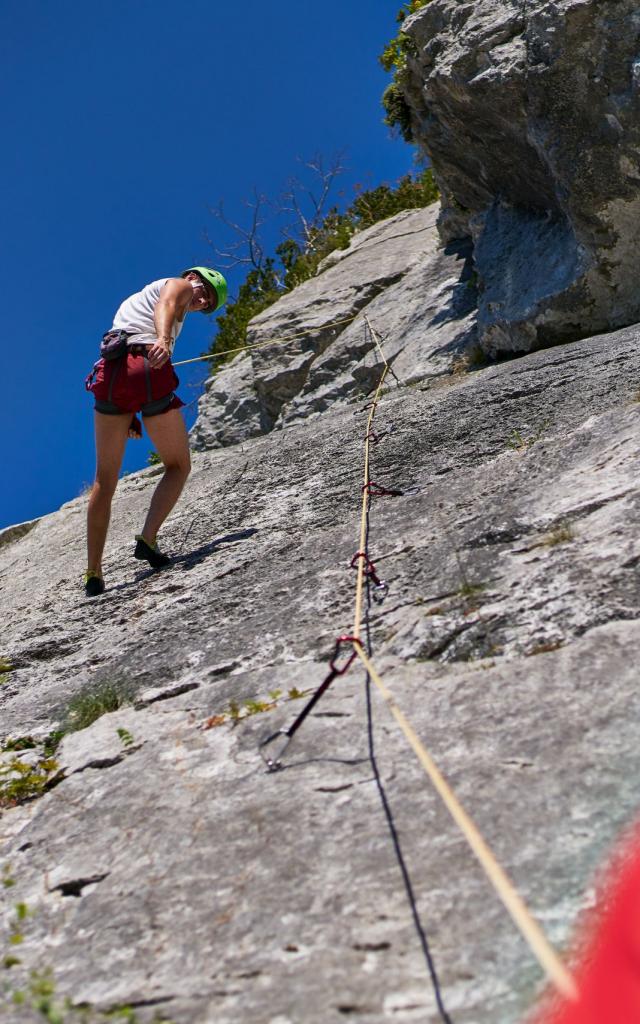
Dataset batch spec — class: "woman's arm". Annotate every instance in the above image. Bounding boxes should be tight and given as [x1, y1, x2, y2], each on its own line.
[148, 278, 193, 367]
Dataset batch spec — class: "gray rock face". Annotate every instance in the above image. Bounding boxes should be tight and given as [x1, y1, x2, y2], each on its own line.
[191, 205, 478, 448]
[189, 352, 263, 451]
[0, 517, 40, 551]
[2, 322, 640, 1023]
[402, 0, 640, 353]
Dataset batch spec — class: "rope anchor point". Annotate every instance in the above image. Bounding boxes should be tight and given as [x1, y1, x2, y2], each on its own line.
[258, 635, 363, 772]
[362, 481, 403, 498]
[350, 552, 389, 601]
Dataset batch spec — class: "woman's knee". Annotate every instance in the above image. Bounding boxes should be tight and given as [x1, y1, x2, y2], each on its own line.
[93, 471, 119, 498]
[165, 454, 191, 480]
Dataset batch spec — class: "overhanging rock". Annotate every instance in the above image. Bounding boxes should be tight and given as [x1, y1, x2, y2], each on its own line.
[402, 0, 640, 354]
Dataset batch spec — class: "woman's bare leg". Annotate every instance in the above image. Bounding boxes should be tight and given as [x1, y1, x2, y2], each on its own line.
[87, 412, 132, 575]
[140, 409, 191, 544]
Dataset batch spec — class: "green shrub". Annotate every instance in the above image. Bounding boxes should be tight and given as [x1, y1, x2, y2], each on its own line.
[351, 172, 439, 227]
[379, 0, 428, 73]
[0, 757, 60, 808]
[60, 683, 131, 735]
[382, 83, 415, 144]
[2, 736, 36, 752]
[380, 1, 432, 142]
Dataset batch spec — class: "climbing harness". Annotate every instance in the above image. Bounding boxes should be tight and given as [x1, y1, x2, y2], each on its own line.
[258, 313, 577, 1003]
[100, 328, 133, 361]
[86, 335, 182, 418]
[85, 329, 132, 390]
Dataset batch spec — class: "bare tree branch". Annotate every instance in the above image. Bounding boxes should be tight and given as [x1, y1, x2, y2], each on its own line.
[205, 189, 269, 271]
[279, 150, 348, 251]
[203, 152, 348, 277]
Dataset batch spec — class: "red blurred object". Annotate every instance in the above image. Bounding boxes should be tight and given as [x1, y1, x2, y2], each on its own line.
[531, 826, 640, 1023]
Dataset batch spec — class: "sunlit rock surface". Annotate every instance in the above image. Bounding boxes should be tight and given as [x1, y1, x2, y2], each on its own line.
[190, 204, 477, 449]
[3, 321, 640, 1022]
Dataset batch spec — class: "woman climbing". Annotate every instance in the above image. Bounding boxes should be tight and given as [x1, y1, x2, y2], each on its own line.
[84, 267, 227, 597]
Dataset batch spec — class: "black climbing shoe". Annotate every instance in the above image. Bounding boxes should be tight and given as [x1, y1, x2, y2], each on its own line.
[134, 534, 172, 569]
[84, 572, 105, 598]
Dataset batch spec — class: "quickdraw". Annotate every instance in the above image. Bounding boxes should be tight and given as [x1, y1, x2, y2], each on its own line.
[362, 481, 403, 498]
[350, 552, 389, 602]
[259, 636, 362, 771]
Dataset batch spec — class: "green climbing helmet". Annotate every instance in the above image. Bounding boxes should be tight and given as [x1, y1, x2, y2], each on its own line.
[181, 266, 228, 313]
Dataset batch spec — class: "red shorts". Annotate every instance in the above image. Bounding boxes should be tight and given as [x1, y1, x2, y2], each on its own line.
[89, 353, 185, 417]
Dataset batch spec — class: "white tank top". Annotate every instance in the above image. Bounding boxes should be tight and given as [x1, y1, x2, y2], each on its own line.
[111, 279, 188, 355]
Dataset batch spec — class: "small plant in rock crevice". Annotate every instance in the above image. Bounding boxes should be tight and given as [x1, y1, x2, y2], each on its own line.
[0, 756, 61, 809]
[525, 640, 564, 656]
[116, 728, 134, 749]
[13, 681, 137, 762]
[542, 522, 576, 547]
[61, 683, 131, 734]
[201, 688, 308, 731]
[1, 682, 135, 802]
[227, 697, 277, 724]
[3, 966, 172, 1023]
[457, 580, 487, 600]
[506, 420, 550, 452]
[450, 345, 486, 376]
[2, 736, 37, 752]
[412, 508, 507, 665]
[43, 731, 66, 758]
[0, 659, 12, 686]
[1, 894, 174, 1022]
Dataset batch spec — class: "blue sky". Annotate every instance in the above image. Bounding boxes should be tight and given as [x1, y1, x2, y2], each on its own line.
[0, 1, 416, 530]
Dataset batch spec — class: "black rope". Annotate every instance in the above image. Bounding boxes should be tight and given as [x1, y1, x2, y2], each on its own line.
[363, 490, 453, 1024]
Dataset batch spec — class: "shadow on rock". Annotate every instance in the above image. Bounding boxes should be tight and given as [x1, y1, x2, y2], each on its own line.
[173, 527, 258, 571]
[262, 755, 369, 774]
[428, 239, 476, 332]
